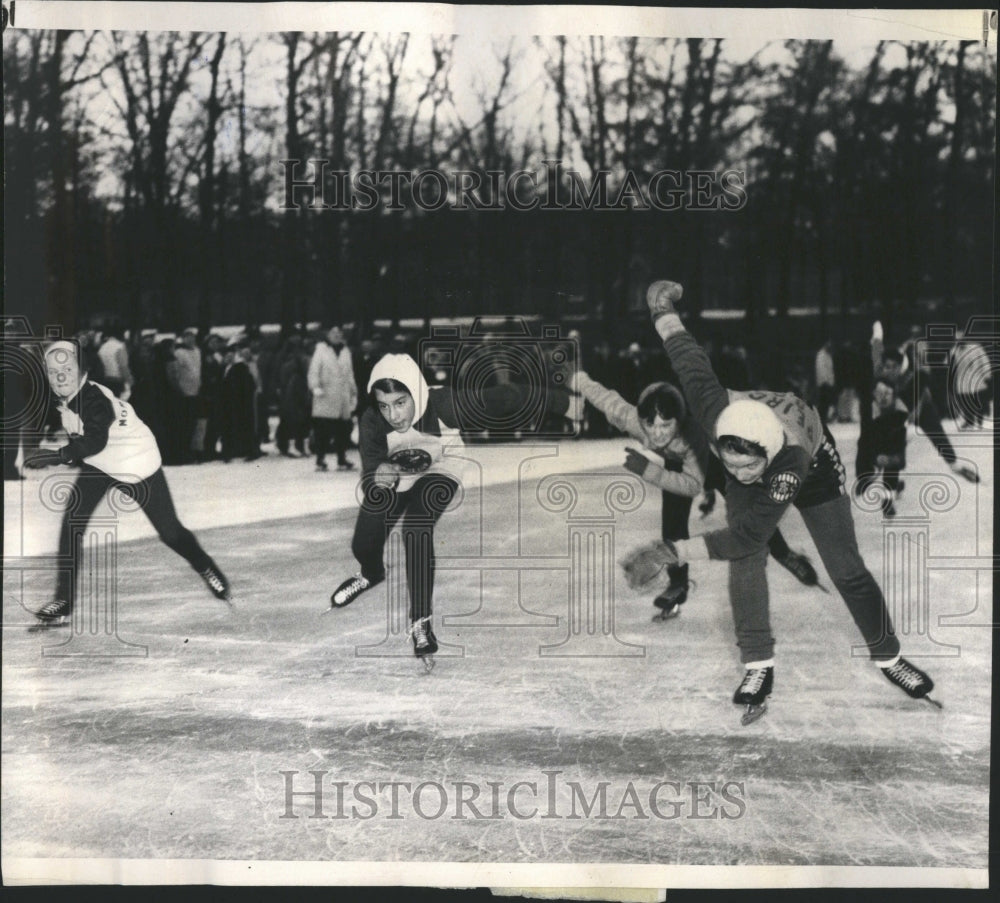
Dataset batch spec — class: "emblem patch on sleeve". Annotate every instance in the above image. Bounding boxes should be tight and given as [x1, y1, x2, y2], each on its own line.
[768, 471, 801, 503]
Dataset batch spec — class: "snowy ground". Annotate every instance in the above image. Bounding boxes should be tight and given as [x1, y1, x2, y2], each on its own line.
[1, 421, 992, 887]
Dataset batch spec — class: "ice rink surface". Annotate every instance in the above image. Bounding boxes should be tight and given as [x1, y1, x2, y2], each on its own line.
[1, 421, 993, 880]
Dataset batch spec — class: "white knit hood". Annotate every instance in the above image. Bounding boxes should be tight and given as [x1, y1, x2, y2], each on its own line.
[715, 399, 785, 464]
[368, 353, 430, 421]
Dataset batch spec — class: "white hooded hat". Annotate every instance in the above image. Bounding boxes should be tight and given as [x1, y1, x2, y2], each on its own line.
[367, 353, 430, 421]
[715, 399, 785, 464]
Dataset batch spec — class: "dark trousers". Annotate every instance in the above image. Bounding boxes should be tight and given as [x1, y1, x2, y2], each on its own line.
[276, 417, 307, 455]
[661, 490, 693, 589]
[351, 474, 459, 621]
[958, 387, 991, 427]
[816, 384, 837, 424]
[56, 466, 213, 605]
[725, 427, 900, 664]
[313, 417, 351, 465]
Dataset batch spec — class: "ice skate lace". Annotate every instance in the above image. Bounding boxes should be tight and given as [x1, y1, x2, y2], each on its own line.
[202, 569, 226, 594]
[335, 575, 369, 603]
[409, 616, 431, 647]
[884, 660, 922, 691]
[37, 600, 69, 618]
[741, 668, 769, 695]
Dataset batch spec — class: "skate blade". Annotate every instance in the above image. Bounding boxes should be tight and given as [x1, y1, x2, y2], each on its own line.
[923, 694, 944, 710]
[27, 619, 70, 633]
[740, 702, 768, 725]
[815, 582, 831, 595]
[418, 655, 436, 674]
[652, 608, 680, 622]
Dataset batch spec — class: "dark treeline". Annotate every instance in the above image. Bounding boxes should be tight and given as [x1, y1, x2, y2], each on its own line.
[4, 32, 995, 346]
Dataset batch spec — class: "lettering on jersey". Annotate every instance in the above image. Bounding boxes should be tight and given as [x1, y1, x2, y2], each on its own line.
[768, 471, 801, 503]
[117, 401, 129, 427]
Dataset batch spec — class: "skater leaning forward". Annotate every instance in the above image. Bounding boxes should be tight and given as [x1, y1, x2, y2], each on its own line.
[627, 281, 940, 721]
[569, 370, 823, 620]
[329, 352, 581, 667]
[25, 340, 231, 630]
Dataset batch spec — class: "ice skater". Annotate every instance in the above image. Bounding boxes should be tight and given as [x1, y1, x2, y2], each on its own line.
[24, 340, 231, 630]
[857, 371, 978, 517]
[857, 322, 978, 505]
[621, 281, 940, 723]
[569, 369, 822, 620]
[328, 352, 580, 670]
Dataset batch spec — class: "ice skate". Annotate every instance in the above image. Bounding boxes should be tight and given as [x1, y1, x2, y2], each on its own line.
[734, 666, 773, 725]
[652, 564, 690, 621]
[410, 616, 438, 673]
[328, 573, 380, 609]
[315, 461, 329, 472]
[772, 548, 829, 593]
[200, 564, 233, 607]
[336, 460, 356, 471]
[879, 656, 942, 709]
[28, 599, 71, 632]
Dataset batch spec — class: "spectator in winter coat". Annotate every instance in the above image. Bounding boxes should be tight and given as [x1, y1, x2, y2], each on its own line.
[814, 341, 837, 424]
[308, 326, 358, 471]
[167, 328, 203, 464]
[276, 334, 311, 457]
[220, 339, 260, 462]
[97, 323, 133, 399]
[201, 334, 226, 461]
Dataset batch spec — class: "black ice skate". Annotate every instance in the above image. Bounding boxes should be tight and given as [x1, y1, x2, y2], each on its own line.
[773, 548, 829, 593]
[200, 564, 233, 606]
[28, 599, 71, 632]
[880, 657, 942, 709]
[410, 616, 438, 673]
[328, 573, 381, 609]
[337, 460, 356, 471]
[652, 564, 690, 621]
[734, 666, 773, 725]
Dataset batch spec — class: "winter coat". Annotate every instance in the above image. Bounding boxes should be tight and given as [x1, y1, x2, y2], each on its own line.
[308, 341, 357, 420]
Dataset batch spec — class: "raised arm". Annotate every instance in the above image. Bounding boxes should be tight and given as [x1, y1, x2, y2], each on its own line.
[645, 281, 729, 437]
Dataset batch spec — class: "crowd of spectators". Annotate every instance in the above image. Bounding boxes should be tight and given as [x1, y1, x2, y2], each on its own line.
[4, 316, 991, 481]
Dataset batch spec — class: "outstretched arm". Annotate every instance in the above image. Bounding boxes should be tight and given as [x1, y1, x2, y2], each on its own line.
[433, 383, 580, 432]
[570, 370, 643, 436]
[645, 282, 729, 438]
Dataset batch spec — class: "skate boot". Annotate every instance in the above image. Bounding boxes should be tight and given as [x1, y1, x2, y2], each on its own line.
[881, 496, 897, 518]
[200, 564, 233, 606]
[410, 616, 438, 673]
[652, 564, 690, 621]
[316, 461, 329, 472]
[329, 573, 381, 609]
[772, 548, 829, 593]
[879, 656, 942, 709]
[734, 665, 773, 725]
[28, 599, 71, 632]
[337, 459, 356, 471]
